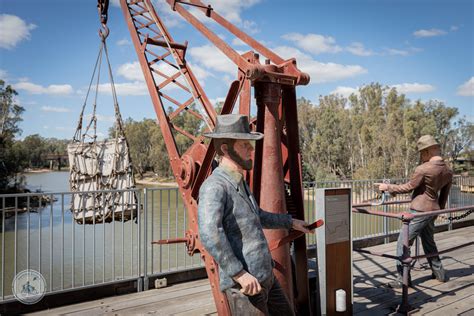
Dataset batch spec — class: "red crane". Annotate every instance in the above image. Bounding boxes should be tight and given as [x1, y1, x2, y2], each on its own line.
[99, 0, 316, 314]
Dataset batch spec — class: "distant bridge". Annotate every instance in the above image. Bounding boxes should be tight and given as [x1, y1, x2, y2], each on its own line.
[42, 153, 69, 170]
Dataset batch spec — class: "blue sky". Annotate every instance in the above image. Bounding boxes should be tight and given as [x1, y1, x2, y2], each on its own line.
[0, 0, 473, 140]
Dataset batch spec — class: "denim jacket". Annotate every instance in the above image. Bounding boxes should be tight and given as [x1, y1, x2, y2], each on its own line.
[198, 166, 293, 291]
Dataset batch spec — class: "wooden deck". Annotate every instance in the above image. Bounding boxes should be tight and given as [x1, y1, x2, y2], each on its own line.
[29, 225, 474, 315]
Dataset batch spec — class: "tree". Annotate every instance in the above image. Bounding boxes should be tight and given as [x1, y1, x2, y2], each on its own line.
[296, 83, 464, 181]
[0, 81, 26, 190]
[22, 134, 46, 168]
[445, 119, 473, 170]
[0, 80, 24, 139]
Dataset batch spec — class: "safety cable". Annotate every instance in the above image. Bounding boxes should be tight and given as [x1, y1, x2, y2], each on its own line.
[74, 42, 104, 142]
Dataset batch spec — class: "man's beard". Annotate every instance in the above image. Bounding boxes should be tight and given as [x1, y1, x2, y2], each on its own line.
[227, 146, 253, 170]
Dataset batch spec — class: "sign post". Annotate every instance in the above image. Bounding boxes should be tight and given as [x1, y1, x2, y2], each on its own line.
[316, 188, 352, 315]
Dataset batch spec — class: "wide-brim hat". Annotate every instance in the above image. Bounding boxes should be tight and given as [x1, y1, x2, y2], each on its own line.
[417, 135, 440, 152]
[203, 114, 263, 140]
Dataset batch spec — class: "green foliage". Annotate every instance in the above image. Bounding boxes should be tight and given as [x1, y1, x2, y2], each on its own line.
[298, 83, 469, 181]
[113, 106, 202, 178]
[0, 80, 25, 189]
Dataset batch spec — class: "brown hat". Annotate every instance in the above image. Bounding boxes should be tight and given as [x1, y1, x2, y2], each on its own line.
[203, 114, 263, 140]
[417, 135, 440, 152]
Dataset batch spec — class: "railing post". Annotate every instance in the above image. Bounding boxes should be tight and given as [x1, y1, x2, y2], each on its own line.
[447, 193, 452, 231]
[143, 188, 149, 291]
[383, 202, 389, 244]
[397, 217, 413, 314]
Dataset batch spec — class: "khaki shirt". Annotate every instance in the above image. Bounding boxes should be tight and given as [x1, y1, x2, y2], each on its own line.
[387, 160, 453, 212]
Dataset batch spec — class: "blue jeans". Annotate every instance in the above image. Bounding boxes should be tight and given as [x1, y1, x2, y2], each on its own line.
[396, 211, 444, 278]
[225, 274, 295, 316]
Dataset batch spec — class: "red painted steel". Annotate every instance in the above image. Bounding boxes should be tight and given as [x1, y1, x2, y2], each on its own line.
[116, 0, 313, 314]
[255, 81, 294, 304]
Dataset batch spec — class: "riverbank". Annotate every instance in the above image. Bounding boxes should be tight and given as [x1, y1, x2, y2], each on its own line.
[22, 169, 178, 187]
[24, 168, 58, 173]
[135, 176, 178, 187]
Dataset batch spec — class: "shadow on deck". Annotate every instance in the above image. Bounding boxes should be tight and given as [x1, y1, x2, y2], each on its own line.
[29, 226, 474, 316]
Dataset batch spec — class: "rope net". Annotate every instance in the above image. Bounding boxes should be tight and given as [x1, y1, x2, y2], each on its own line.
[68, 31, 137, 224]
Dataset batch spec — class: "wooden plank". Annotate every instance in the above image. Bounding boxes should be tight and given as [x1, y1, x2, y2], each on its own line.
[415, 287, 474, 315]
[29, 280, 211, 315]
[27, 226, 473, 316]
[111, 290, 214, 315]
[172, 303, 217, 316]
[352, 231, 468, 274]
[353, 250, 474, 297]
[353, 249, 474, 308]
[352, 237, 474, 297]
[355, 256, 474, 315]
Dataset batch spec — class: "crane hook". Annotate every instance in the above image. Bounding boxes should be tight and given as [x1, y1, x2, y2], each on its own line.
[97, 0, 110, 41]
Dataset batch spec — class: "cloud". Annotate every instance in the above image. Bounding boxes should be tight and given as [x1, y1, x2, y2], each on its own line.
[189, 44, 366, 85]
[346, 42, 374, 56]
[116, 59, 209, 91]
[41, 106, 71, 113]
[209, 97, 226, 107]
[384, 48, 410, 56]
[456, 77, 474, 96]
[330, 86, 360, 98]
[54, 126, 75, 131]
[0, 14, 37, 49]
[187, 62, 212, 83]
[151, 0, 184, 28]
[206, 0, 262, 24]
[273, 46, 367, 83]
[116, 38, 131, 46]
[281, 33, 342, 54]
[110, 0, 120, 7]
[232, 38, 246, 46]
[98, 82, 148, 96]
[391, 83, 435, 94]
[117, 62, 145, 81]
[450, 25, 459, 31]
[0, 69, 7, 80]
[13, 81, 74, 95]
[85, 114, 116, 124]
[96, 114, 116, 123]
[189, 45, 235, 75]
[242, 20, 259, 34]
[413, 28, 447, 38]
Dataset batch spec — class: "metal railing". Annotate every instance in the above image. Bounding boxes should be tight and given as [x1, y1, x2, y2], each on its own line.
[0, 189, 142, 302]
[303, 175, 474, 246]
[1, 176, 473, 304]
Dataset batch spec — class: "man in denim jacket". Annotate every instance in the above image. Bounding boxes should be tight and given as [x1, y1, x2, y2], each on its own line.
[198, 114, 312, 315]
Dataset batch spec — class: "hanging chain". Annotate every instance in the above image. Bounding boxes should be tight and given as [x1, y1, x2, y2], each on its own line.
[444, 209, 474, 222]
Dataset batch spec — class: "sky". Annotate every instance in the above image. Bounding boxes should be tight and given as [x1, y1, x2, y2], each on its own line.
[0, 0, 473, 140]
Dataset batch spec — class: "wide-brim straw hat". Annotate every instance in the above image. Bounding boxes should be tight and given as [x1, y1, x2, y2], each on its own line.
[417, 135, 440, 152]
[204, 114, 263, 140]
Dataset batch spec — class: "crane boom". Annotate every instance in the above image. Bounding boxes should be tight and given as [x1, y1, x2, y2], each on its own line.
[111, 0, 314, 314]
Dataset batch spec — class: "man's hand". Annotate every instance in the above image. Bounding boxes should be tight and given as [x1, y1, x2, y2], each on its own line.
[374, 183, 389, 192]
[292, 219, 315, 234]
[233, 270, 262, 296]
